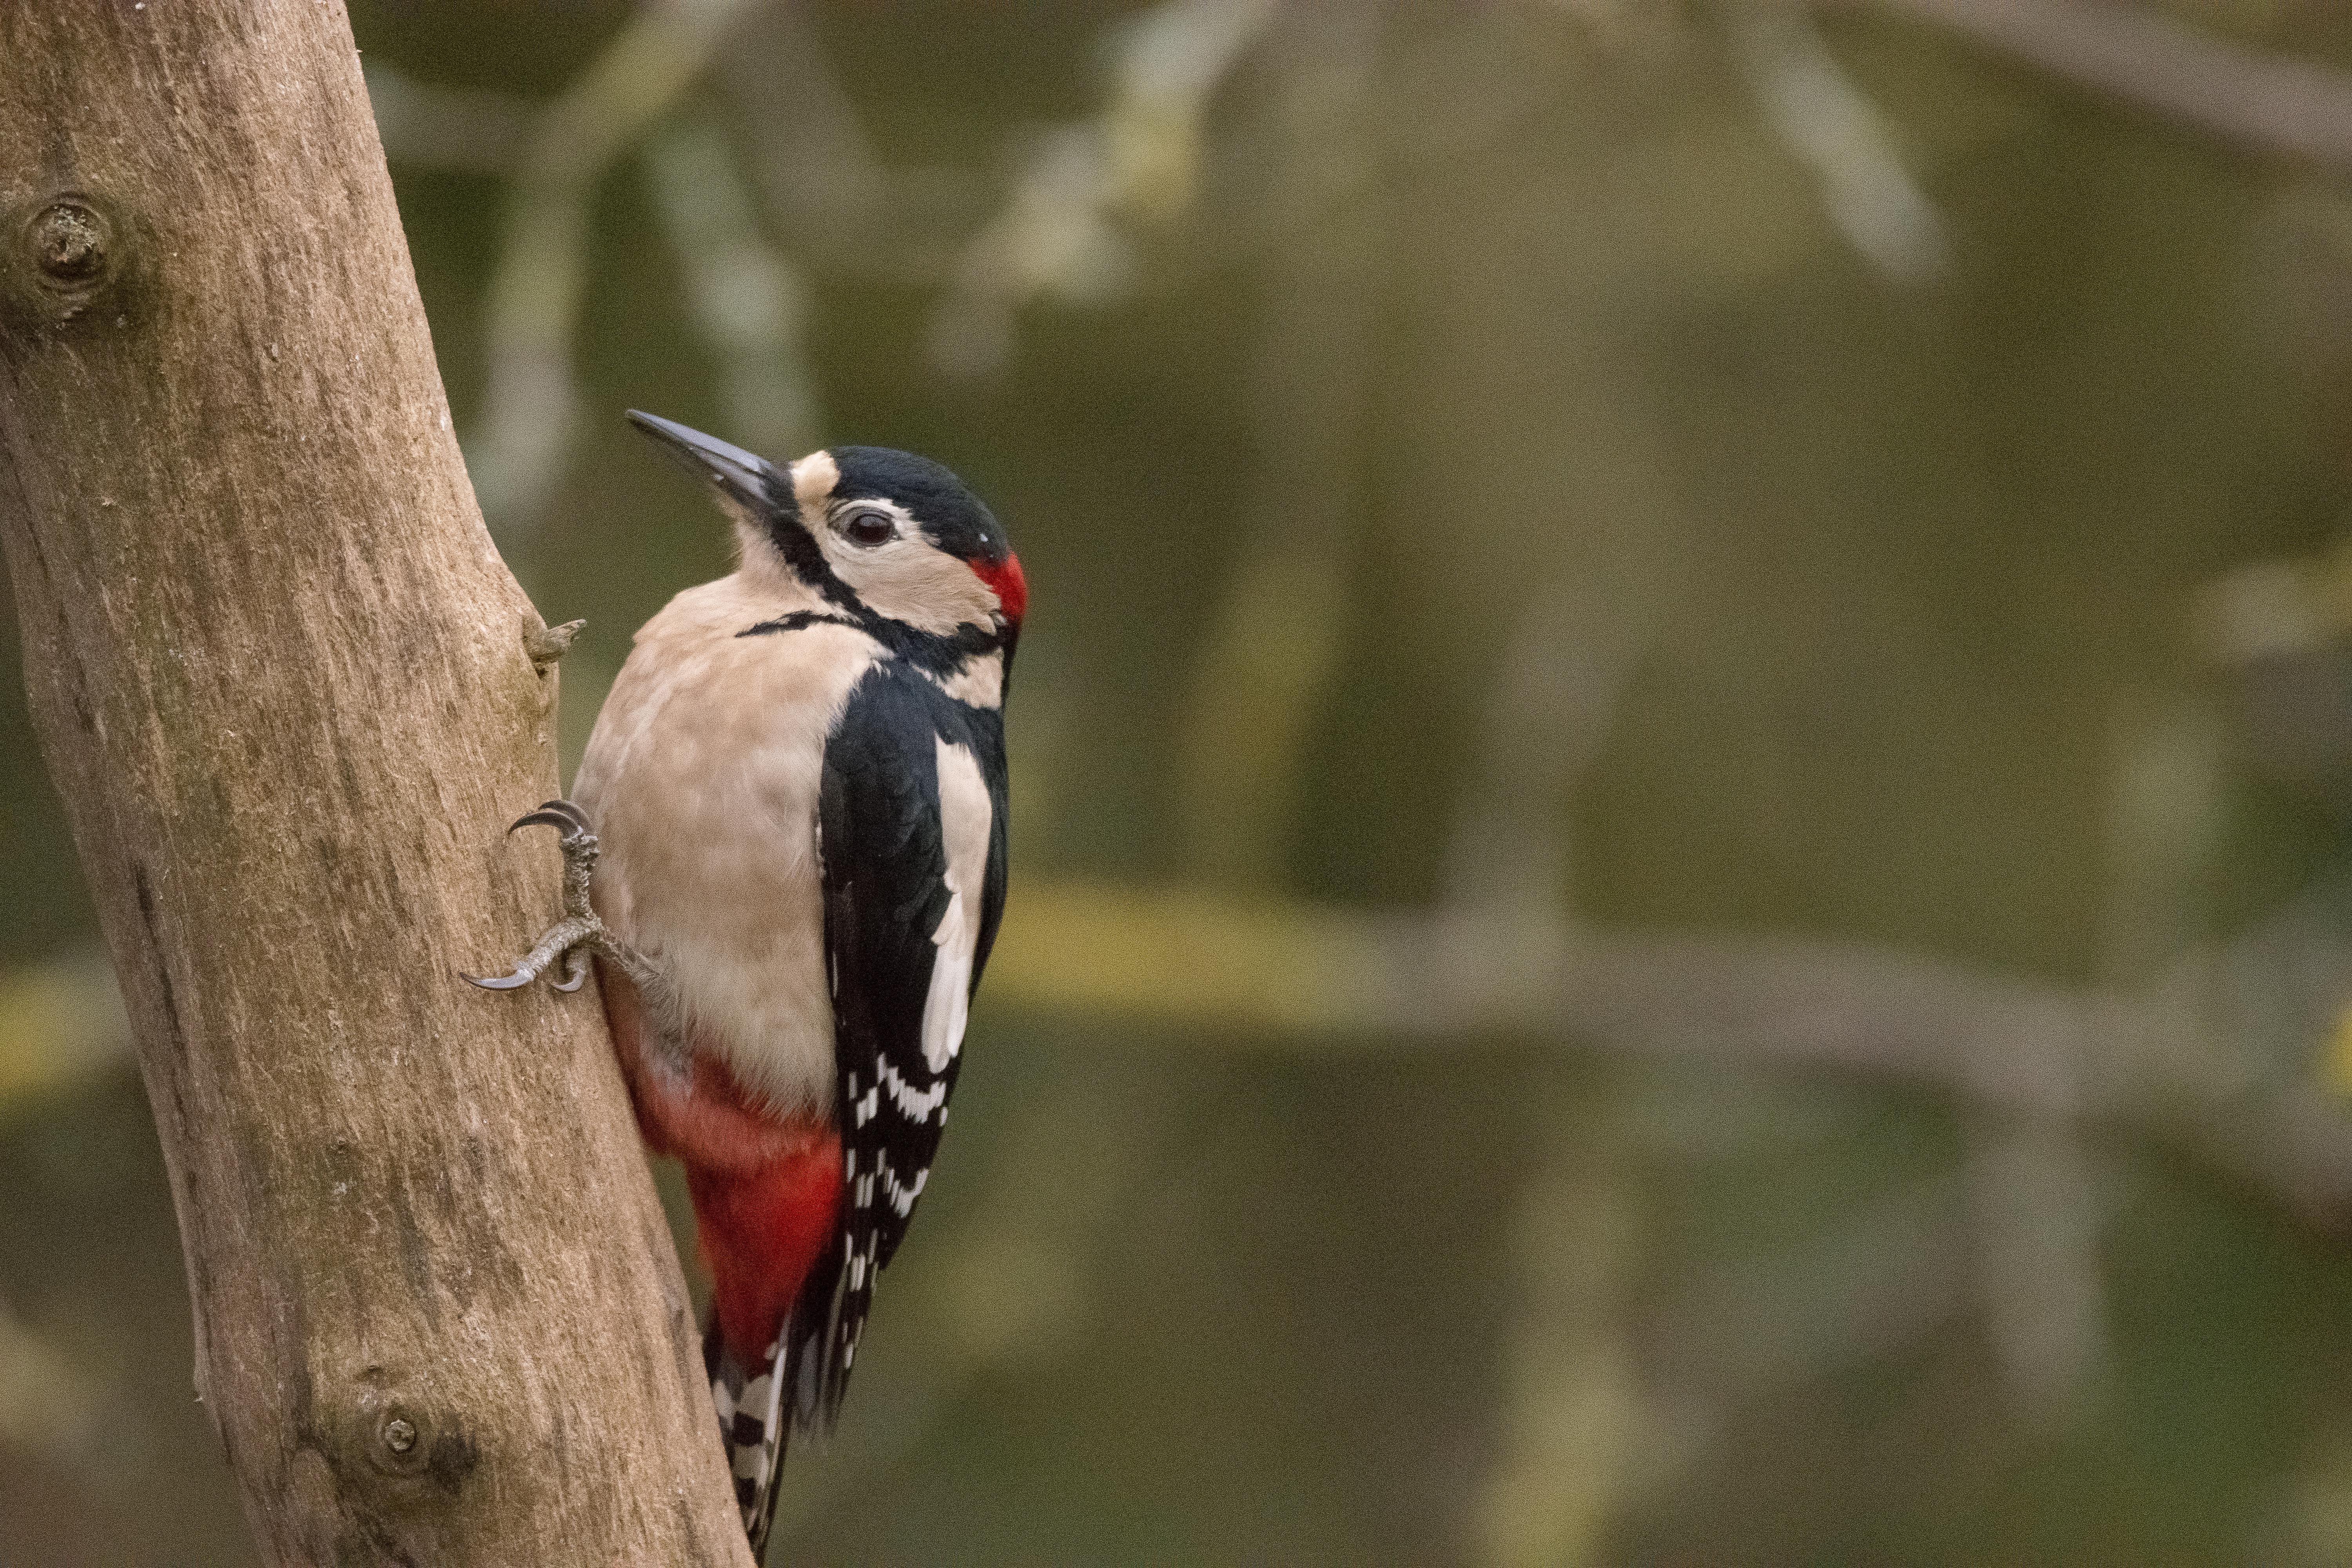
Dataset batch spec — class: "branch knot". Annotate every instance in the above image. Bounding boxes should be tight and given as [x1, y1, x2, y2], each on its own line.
[30, 201, 107, 285]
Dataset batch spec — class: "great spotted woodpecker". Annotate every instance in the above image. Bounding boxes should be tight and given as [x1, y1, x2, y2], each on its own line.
[468, 412, 1022, 1556]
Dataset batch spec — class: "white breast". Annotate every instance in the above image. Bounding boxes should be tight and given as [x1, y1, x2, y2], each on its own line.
[573, 571, 881, 1116]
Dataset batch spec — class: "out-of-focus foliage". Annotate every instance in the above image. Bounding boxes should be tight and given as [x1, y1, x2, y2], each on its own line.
[13, 0, 2352, 1562]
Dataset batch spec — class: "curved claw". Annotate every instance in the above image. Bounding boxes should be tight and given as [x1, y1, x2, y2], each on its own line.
[462, 966, 543, 991]
[476, 805, 602, 995]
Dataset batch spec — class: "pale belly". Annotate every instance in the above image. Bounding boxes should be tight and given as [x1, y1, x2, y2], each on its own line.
[572, 577, 881, 1117]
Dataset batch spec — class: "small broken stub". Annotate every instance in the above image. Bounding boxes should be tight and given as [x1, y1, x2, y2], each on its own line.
[525, 617, 585, 674]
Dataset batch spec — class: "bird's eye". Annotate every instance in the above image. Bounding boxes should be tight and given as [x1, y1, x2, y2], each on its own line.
[843, 509, 895, 547]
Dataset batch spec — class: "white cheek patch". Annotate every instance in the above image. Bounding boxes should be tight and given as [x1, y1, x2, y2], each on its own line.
[832, 533, 999, 636]
[921, 736, 994, 1073]
[802, 492, 998, 636]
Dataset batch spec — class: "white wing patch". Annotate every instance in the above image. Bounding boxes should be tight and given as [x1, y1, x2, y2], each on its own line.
[922, 735, 994, 1074]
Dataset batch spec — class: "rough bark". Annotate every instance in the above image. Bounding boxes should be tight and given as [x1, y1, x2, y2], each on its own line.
[0, 6, 752, 1564]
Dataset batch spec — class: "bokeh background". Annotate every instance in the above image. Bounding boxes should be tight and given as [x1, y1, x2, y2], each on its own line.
[13, 0, 2352, 1561]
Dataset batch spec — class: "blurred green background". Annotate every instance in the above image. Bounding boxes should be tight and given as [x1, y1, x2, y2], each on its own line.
[15, 0, 2352, 1561]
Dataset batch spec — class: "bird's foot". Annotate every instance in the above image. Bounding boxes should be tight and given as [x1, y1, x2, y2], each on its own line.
[464, 800, 652, 994]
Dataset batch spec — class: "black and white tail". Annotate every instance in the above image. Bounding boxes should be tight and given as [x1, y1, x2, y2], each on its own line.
[707, 1324, 792, 1559]
[705, 1216, 873, 1559]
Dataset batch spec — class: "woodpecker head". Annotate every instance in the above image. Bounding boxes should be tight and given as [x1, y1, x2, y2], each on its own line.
[626, 410, 1026, 642]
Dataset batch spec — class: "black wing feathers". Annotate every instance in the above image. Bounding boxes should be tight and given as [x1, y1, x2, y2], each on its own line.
[797, 662, 1007, 1427]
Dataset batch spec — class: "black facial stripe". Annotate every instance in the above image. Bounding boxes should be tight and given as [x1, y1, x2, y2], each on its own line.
[755, 471, 864, 612]
[765, 522, 862, 610]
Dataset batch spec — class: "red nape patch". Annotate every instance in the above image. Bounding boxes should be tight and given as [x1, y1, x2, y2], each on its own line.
[973, 552, 1027, 625]
[689, 1131, 845, 1361]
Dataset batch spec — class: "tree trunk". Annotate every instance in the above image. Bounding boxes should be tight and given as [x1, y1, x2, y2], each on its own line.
[0, 6, 752, 1563]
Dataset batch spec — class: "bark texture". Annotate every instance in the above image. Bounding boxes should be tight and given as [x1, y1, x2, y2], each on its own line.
[0, 6, 752, 1564]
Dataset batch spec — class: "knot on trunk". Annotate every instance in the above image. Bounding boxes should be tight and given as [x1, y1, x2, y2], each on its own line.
[348, 1381, 481, 1497]
[31, 200, 107, 283]
[3, 191, 134, 333]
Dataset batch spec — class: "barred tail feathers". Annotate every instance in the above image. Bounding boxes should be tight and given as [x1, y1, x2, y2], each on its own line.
[706, 1324, 789, 1557]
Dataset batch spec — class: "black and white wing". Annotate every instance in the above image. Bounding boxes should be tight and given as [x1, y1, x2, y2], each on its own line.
[799, 664, 1007, 1425]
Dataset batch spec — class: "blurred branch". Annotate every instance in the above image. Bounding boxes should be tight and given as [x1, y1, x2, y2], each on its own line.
[467, 0, 759, 537]
[1475, 1098, 1664, 1568]
[1722, 0, 1951, 283]
[1951, 699, 2229, 1412]
[24, 873, 2350, 1240]
[990, 880, 2352, 1230]
[367, 0, 985, 532]
[926, 0, 1274, 377]
[1443, 583, 1646, 913]
[1448, 584, 1658, 1566]
[2201, 542, 2352, 787]
[1964, 1119, 2110, 1408]
[717, 0, 988, 281]
[715, 0, 891, 240]
[1853, 0, 2352, 171]
[1173, 0, 1379, 889]
[640, 113, 822, 457]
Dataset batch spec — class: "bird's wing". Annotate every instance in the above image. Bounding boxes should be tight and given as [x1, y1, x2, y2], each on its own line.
[795, 663, 1004, 1426]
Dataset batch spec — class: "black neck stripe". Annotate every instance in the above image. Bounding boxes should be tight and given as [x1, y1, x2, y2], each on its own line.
[737, 605, 1007, 674]
[737, 610, 862, 639]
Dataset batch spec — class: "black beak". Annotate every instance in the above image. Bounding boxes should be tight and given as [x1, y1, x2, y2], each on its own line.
[626, 410, 779, 511]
